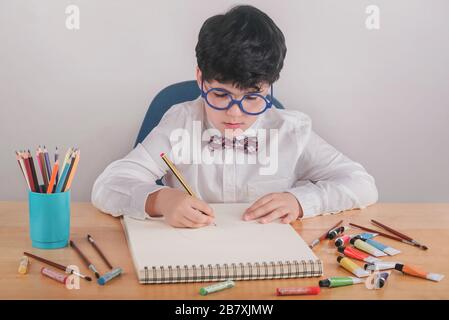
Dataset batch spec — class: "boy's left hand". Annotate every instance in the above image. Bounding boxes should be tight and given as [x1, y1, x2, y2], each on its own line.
[243, 192, 303, 224]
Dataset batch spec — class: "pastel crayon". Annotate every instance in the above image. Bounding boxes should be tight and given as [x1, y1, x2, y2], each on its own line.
[276, 286, 320, 296]
[200, 280, 235, 295]
[41, 267, 68, 284]
[18, 256, 29, 274]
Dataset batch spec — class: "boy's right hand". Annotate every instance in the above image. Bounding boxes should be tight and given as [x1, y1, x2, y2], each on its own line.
[146, 188, 215, 228]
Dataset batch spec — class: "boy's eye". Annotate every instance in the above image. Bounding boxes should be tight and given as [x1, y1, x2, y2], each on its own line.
[245, 96, 258, 100]
[213, 92, 228, 98]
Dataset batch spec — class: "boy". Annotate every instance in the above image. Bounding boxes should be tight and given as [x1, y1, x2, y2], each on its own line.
[92, 5, 378, 228]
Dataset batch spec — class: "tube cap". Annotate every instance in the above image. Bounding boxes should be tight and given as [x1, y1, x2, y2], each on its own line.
[319, 279, 330, 287]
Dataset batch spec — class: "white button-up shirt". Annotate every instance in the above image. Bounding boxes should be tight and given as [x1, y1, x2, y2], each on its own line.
[91, 96, 378, 220]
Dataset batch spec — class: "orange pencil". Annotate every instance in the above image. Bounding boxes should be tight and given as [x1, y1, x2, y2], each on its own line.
[64, 150, 80, 191]
[46, 161, 59, 194]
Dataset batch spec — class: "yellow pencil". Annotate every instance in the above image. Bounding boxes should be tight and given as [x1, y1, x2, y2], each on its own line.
[160, 153, 215, 225]
[160, 153, 197, 197]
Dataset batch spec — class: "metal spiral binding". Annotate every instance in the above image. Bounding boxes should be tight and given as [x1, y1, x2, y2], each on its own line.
[142, 260, 323, 284]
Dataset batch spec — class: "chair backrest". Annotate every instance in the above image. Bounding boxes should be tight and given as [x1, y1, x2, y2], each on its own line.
[134, 80, 284, 147]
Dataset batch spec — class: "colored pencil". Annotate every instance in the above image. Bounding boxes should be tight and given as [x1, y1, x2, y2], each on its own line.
[55, 157, 71, 193]
[55, 147, 59, 186]
[35, 147, 43, 185]
[21, 152, 35, 192]
[64, 149, 80, 191]
[44, 146, 52, 182]
[38, 147, 49, 188]
[160, 152, 216, 225]
[160, 153, 196, 197]
[28, 150, 41, 192]
[15, 151, 31, 190]
[46, 161, 59, 194]
[61, 151, 76, 192]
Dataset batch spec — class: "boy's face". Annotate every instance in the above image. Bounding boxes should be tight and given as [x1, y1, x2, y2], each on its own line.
[196, 68, 270, 136]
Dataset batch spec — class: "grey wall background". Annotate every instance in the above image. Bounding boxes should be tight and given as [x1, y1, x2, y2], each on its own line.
[1, 0, 448, 202]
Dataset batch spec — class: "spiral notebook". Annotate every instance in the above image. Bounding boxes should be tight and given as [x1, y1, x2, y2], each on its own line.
[122, 203, 323, 284]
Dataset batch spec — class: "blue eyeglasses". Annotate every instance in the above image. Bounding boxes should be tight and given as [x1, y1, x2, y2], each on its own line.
[200, 80, 274, 116]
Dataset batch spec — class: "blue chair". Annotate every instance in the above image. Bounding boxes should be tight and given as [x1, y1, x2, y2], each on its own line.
[134, 80, 284, 147]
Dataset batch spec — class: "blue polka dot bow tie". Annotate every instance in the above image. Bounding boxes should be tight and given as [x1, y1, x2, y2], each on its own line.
[208, 135, 258, 154]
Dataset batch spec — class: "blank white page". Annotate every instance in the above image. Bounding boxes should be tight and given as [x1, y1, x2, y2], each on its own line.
[122, 203, 320, 270]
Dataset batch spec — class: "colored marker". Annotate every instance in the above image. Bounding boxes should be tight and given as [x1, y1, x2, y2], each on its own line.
[327, 226, 350, 240]
[276, 286, 320, 296]
[337, 246, 380, 264]
[97, 267, 123, 285]
[200, 280, 235, 296]
[319, 277, 363, 288]
[18, 256, 29, 274]
[41, 267, 69, 285]
[337, 256, 370, 278]
[364, 261, 401, 271]
[361, 238, 401, 256]
[350, 237, 387, 257]
[395, 263, 445, 282]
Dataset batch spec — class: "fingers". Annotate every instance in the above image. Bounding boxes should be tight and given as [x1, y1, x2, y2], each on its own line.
[245, 194, 275, 215]
[259, 207, 289, 224]
[176, 215, 210, 229]
[184, 206, 214, 225]
[190, 197, 215, 218]
[244, 199, 280, 221]
[281, 211, 298, 224]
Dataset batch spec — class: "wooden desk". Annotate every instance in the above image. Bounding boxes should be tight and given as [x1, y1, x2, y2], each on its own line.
[0, 202, 448, 299]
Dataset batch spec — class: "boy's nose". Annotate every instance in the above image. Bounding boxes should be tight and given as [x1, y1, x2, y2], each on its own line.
[226, 101, 243, 117]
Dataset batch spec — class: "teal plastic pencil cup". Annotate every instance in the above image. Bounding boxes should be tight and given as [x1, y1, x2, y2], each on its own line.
[28, 188, 70, 249]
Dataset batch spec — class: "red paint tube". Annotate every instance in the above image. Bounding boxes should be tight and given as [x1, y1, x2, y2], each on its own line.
[337, 246, 380, 264]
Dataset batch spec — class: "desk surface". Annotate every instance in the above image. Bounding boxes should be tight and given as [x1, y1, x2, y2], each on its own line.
[0, 202, 448, 300]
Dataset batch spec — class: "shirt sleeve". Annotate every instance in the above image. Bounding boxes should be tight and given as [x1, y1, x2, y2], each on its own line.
[91, 105, 188, 220]
[286, 130, 379, 219]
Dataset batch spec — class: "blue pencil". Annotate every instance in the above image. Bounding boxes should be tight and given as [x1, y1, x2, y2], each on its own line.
[55, 159, 71, 193]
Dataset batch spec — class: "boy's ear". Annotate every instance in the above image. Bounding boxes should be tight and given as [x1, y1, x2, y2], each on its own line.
[195, 66, 202, 89]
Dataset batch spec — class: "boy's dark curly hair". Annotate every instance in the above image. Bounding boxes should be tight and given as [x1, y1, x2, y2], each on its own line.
[195, 5, 287, 91]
